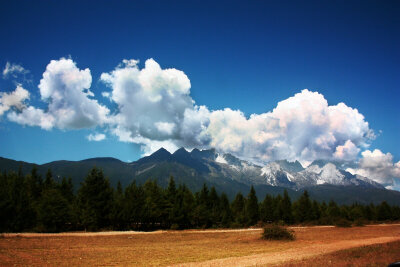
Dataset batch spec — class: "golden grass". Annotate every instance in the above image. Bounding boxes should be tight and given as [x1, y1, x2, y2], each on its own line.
[277, 240, 400, 267]
[0, 224, 399, 266]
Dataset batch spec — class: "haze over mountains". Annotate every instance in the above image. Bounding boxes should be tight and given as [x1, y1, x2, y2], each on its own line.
[1, 147, 400, 205]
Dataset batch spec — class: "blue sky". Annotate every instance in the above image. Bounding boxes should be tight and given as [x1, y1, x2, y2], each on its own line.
[0, 0, 399, 189]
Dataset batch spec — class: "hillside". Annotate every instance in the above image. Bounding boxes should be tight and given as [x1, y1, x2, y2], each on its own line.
[1, 148, 400, 205]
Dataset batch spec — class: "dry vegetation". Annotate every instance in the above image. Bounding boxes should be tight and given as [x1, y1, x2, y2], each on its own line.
[277, 240, 400, 267]
[0, 224, 399, 266]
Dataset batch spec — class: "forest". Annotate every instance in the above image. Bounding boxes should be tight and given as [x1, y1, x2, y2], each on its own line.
[0, 167, 399, 233]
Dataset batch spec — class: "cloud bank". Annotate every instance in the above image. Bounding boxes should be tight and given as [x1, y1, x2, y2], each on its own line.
[347, 149, 400, 188]
[0, 85, 30, 116]
[7, 58, 109, 130]
[2, 56, 397, 186]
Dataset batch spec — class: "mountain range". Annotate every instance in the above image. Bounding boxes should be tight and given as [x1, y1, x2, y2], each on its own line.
[1, 147, 400, 205]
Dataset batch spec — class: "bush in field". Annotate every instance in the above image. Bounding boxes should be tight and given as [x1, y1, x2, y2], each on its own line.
[170, 223, 180, 230]
[262, 224, 295, 241]
[334, 218, 352, 228]
[353, 219, 367, 227]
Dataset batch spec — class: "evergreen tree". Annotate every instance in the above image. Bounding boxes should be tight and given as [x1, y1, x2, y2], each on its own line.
[124, 181, 145, 229]
[377, 201, 391, 221]
[245, 186, 259, 226]
[27, 167, 43, 201]
[326, 200, 341, 220]
[281, 190, 293, 224]
[273, 195, 283, 221]
[38, 188, 72, 232]
[59, 177, 74, 202]
[11, 171, 36, 231]
[180, 185, 195, 228]
[77, 168, 113, 231]
[143, 180, 168, 229]
[260, 194, 274, 223]
[209, 187, 221, 227]
[44, 169, 55, 190]
[294, 190, 312, 223]
[193, 184, 211, 228]
[111, 181, 125, 229]
[166, 176, 177, 227]
[231, 192, 246, 226]
[311, 200, 321, 221]
[219, 193, 232, 227]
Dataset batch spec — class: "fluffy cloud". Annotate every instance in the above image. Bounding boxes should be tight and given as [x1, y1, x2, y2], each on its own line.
[2, 57, 377, 165]
[8, 58, 109, 130]
[87, 133, 106, 141]
[0, 85, 30, 116]
[99, 63, 372, 162]
[100, 58, 210, 153]
[2, 62, 29, 79]
[207, 90, 372, 163]
[347, 149, 400, 187]
[333, 140, 360, 161]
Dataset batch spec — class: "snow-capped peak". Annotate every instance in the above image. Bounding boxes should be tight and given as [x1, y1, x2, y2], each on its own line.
[261, 162, 282, 176]
[215, 154, 227, 164]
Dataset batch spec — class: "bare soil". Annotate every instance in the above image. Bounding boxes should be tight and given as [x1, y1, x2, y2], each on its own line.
[1, 224, 399, 266]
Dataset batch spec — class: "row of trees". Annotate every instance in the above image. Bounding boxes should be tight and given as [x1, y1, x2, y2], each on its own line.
[1, 167, 399, 232]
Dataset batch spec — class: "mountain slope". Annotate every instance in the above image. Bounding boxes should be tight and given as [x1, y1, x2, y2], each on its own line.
[0, 148, 398, 204]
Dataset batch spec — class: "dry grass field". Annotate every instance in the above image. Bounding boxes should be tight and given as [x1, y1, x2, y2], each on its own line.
[277, 240, 400, 267]
[1, 224, 400, 266]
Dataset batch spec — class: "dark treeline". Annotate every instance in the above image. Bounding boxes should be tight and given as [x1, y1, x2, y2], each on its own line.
[1, 167, 399, 233]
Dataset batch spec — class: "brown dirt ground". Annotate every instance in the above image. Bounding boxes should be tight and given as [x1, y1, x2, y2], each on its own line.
[1, 224, 399, 266]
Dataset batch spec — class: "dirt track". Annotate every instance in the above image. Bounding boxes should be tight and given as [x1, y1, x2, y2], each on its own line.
[1, 224, 400, 266]
[173, 235, 400, 266]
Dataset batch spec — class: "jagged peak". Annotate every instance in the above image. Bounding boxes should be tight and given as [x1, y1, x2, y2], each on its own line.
[173, 147, 190, 156]
[274, 159, 304, 172]
[153, 147, 171, 155]
[190, 148, 217, 160]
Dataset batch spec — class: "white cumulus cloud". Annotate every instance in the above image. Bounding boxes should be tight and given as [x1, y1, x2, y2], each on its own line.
[8, 58, 110, 130]
[0, 85, 30, 116]
[87, 133, 106, 141]
[100, 58, 210, 154]
[2, 57, 380, 166]
[207, 90, 372, 163]
[347, 149, 400, 187]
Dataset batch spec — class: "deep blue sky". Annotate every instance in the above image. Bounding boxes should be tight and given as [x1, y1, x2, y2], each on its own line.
[0, 0, 399, 164]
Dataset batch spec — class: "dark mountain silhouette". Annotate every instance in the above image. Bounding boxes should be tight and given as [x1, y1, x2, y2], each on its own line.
[1, 148, 400, 205]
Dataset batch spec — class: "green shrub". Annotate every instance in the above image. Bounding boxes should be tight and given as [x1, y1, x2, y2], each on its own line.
[261, 224, 295, 241]
[353, 219, 367, 227]
[334, 218, 352, 228]
[170, 223, 180, 230]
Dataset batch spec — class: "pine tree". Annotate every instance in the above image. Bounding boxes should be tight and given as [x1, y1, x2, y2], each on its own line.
[219, 193, 232, 227]
[193, 183, 211, 228]
[143, 180, 168, 229]
[377, 201, 391, 221]
[59, 177, 74, 202]
[44, 169, 55, 190]
[294, 190, 312, 223]
[209, 187, 221, 226]
[281, 190, 293, 224]
[124, 181, 145, 230]
[166, 176, 177, 227]
[245, 186, 259, 226]
[38, 188, 71, 232]
[311, 200, 321, 221]
[260, 194, 274, 223]
[231, 192, 246, 226]
[77, 168, 113, 231]
[327, 200, 341, 220]
[111, 181, 125, 229]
